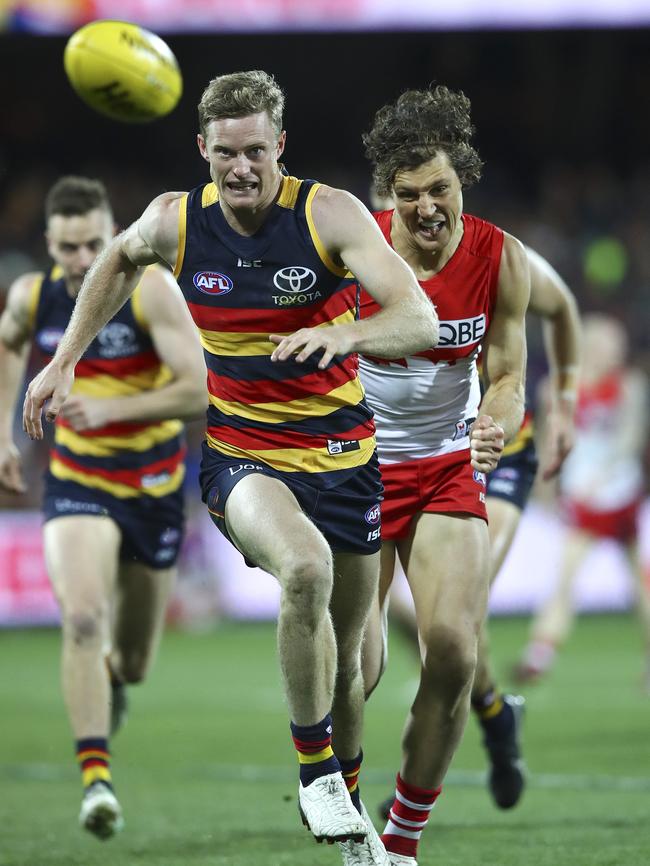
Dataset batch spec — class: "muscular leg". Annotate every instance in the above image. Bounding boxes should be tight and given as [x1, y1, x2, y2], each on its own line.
[398, 512, 489, 788]
[361, 542, 396, 699]
[224, 473, 336, 725]
[330, 551, 381, 760]
[472, 497, 522, 697]
[44, 516, 121, 738]
[109, 562, 175, 685]
[224, 473, 367, 843]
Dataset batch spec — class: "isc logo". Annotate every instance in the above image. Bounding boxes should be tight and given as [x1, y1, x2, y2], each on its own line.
[193, 271, 233, 296]
[438, 315, 486, 347]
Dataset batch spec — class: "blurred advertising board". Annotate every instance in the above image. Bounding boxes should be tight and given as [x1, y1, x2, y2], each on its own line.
[2, 502, 649, 627]
[4, 0, 650, 33]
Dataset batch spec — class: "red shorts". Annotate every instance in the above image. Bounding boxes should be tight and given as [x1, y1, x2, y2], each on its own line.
[379, 449, 488, 540]
[561, 498, 641, 543]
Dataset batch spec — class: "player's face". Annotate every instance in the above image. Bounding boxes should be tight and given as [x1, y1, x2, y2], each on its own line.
[198, 112, 285, 212]
[46, 208, 114, 296]
[391, 152, 463, 254]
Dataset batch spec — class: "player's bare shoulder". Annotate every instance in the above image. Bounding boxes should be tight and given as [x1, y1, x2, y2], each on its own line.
[124, 191, 187, 270]
[497, 232, 530, 312]
[310, 184, 379, 255]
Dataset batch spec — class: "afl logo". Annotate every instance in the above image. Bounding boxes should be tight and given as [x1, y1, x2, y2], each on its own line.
[273, 266, 317, 293]
[193, 271, 234, 296]
[365, 504, 381, 525]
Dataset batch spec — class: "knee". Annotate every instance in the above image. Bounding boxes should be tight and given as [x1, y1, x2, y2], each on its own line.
[280, 550, 333, 628]
[420, 624, 477, 696]
[62, 606, 107, 647]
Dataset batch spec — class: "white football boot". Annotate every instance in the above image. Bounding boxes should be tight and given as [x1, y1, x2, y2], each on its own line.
[79, 782, 124, 839]
[338, 801, 391, 865]
[299, 772, 367, 843]
[387, 853, 418, 866]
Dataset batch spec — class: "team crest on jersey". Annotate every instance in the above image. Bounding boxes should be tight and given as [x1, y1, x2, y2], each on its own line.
[97, 322, 137, 358]
[38, 327, 65, 353]
[473, 470, 487, 486]
[193, 271, 234, 296]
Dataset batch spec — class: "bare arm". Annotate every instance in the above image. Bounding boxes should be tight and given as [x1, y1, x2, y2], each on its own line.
[0, 274, 39, 491]
[473, 233, 529, 471]
[270, 187, 438, 367]
[23, 192, 184, 439]
[526, 247, 581, 479]
[59, 266, 206, 430]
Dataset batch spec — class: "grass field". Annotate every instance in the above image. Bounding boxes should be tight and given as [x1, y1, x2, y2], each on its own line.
[1, 614, 649, 866]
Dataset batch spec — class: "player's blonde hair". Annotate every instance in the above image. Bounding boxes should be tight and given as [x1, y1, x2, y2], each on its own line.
[198, 70, 285, 137]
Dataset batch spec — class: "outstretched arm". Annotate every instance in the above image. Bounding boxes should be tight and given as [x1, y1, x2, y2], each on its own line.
[23, 192, 183, 439]
[526, 247, 581, 480]
[59, 266, 206, 431]
[270, 187, 438, 367]
[473, 233, 530, 472]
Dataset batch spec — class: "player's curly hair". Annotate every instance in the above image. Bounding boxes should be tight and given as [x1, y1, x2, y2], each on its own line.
[363, 85, 484, 196]
[198, 70, 285, 137]
[45, 176, 112, 221]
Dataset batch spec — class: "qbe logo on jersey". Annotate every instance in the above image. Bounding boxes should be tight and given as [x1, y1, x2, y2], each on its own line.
[193, 271, 233, 296]
[438, 314, 486, 348]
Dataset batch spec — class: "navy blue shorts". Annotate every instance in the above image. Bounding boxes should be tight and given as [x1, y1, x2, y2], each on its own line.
[486, 440, 539, 511]
[199, 442, 384, 562]
[43, 476, 185, 569]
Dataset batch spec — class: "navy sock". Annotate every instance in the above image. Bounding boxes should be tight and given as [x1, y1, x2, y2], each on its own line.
[339, 751, 363, 812]
[290, 715, 341, 787]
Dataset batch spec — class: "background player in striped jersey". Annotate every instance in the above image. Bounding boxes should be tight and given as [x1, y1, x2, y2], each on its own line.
[0, 177, 206, 839]
[22, 72, 438, 864]
[372, 245, 581, 818]
[355, 86, 530, 866]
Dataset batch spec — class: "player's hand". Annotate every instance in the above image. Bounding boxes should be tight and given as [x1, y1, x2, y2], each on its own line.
[59, 395, 110, 432]
[269, 325, 354, 369]
[0, 441, 27, 493]
[23, 361, 75, 440]
[540, 402, 576, 481]
[469, 414, 505, 473]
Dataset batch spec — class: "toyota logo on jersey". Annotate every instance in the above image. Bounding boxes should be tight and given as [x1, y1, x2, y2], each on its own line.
[273, 266, 317, 293]
[193, 271, 234, 296]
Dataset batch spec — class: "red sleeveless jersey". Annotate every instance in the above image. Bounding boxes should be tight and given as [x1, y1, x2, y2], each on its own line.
[359, 211, 503, 364]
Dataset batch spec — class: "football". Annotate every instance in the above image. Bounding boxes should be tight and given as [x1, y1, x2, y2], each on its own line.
[63, 20, 182, 123]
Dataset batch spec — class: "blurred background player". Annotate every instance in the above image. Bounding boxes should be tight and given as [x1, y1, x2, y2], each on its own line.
[514, 312, 649, 687]
[357, 85, 529, 866]
[0, 176, 206, 839]
[21, 72, 438, 864]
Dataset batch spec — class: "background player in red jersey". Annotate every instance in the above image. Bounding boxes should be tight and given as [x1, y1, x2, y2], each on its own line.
[514, 313, 649, 687]
[371, 244, 581, 817]
[356, 86, 529, 866]
[21, 72, 438, 865]
[0, 176, 206, 839]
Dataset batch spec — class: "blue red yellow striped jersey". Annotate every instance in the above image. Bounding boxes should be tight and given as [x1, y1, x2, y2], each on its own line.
[28, 266, 186, 499]
[173, 175, 376, 486]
